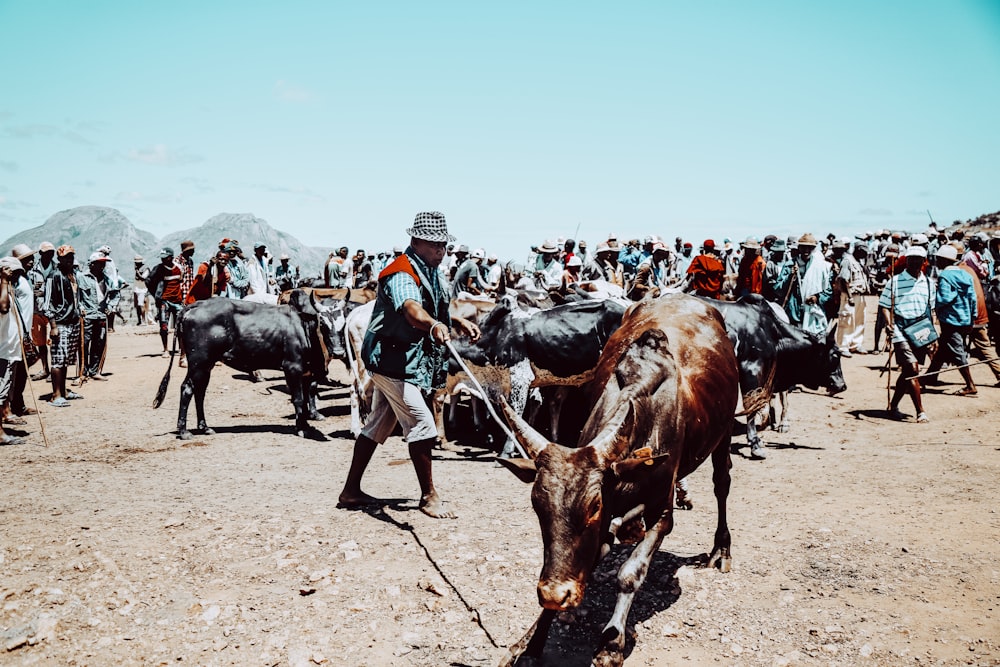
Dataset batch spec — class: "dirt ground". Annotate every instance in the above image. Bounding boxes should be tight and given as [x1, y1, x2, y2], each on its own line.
[2, 300, 998, 667]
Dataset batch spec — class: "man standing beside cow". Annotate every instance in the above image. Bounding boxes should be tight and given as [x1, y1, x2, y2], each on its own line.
[75, 252, 120, 382]
[338, 211, 481, 520]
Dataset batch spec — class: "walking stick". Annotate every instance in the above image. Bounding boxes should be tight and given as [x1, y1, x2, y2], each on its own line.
[11, 299, 48, 447]
[905, 357, 1000, 381]
[444, 340, 528, 459]
[77, 314, 87, 386]
[886, 279, 895, 407]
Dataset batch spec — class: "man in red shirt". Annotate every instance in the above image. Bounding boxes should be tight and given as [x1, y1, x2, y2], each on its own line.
[146, 247, 183, 357]
[735, 237, 765, 298]
[681, 239, 726, 299]
[186, 251, 231, 305]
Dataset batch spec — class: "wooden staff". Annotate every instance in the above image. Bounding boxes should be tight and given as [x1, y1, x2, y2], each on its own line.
[905, 357, 1000, 381]
[11, 299, 48, 447]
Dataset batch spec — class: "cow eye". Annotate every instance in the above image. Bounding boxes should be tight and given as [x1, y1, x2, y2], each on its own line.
[586, 497, 602, 524]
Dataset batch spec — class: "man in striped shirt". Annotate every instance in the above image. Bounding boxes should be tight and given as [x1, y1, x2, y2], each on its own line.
[879, 245, 935, 423]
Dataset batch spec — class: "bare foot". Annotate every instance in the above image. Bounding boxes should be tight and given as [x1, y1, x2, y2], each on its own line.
[337, 491, 383, 509]
[419, 492, 456, 519]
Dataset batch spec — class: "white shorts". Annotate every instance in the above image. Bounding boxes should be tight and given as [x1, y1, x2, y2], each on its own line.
[361, 373, 439, 444]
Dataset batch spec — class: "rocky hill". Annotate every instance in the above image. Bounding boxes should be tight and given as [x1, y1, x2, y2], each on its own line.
[1, 206, 159, 264]
[1, 207, 332, 276]
[159, 212, 331, 274]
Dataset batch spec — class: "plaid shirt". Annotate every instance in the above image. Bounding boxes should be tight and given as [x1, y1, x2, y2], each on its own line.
[176, 255, 195, 301]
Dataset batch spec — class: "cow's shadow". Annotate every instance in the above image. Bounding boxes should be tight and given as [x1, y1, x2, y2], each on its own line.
[189, 423, 329, 441]
[506, 545, 707, 665]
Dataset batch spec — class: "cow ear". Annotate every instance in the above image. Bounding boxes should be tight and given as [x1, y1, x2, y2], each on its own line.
[611, 453, 672, 483]
[496, 456, 537, 484]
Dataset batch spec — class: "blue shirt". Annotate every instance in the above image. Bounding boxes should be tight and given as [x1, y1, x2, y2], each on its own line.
[935, 266, 976, 327]
[879, 271, 935, 343]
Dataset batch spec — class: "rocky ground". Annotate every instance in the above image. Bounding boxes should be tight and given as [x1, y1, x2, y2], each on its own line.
[1, 303, 998, 666]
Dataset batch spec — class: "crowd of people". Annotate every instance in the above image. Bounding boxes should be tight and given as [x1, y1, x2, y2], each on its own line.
[2, 219, 999, 446]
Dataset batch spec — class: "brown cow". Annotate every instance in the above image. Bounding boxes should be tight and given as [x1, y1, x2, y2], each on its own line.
[497, 294, 740, 666]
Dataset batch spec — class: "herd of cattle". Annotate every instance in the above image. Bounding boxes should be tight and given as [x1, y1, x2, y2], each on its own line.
[152, 279, 846, 666]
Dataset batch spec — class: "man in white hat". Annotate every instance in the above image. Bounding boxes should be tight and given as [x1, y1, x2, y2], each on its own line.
[581, 242, 623, 286]
[923, 244, 979, 396]
[533, 240, 563, 290]
[451, 247, 486, 298]
[274, 253, 297, 293]
[879, 245, 934, 423]
[3, 245, 37, 424]
[339, 212, 481, 519]
[0, 256, 29, 443]
[132, 255, 155, 326]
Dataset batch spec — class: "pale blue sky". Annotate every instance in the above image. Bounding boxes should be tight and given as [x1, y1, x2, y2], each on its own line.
[2, 1, 999, 260]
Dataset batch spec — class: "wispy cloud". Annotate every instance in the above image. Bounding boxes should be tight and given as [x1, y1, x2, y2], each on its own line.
[0, 196, 36, 209]
[857, 208, 893, 217]
[274, 80, 314, 103]
[119, 144, 204, 166]
[246, 182, 326, 202]
[3, 123, 96, 145]
[0, 160, 16, 172]
[180, 176, 215, 194]
[114, 190, 183, 204]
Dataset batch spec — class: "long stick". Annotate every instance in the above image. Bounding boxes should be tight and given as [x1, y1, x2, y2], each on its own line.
[444, 340, 528, 459]
[905, 357, 1000, 381]
[11, 299, 48, 447]
[887, 280, 894, 407]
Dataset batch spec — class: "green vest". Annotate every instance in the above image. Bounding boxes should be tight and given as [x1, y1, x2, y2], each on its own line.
[361, 251, 450, 390]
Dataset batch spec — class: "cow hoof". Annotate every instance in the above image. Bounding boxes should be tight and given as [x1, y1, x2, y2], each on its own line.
[749, 444, 768, 460]
[308, 412, 325, 421]
[177, 431, 193, 441]
[776, 424, 790, 433]
[202, 427, 216, 436]
[706, 548, 732, 573]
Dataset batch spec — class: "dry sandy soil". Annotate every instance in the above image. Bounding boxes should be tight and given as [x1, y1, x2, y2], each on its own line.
[2, 301, 998, 667]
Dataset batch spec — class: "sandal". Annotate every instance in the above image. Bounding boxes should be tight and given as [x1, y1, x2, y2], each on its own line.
[3, 417, 28, 426]
[953, 387, 978, 397]
[65, 391, 84, 400]
[49, 397, 70, 407]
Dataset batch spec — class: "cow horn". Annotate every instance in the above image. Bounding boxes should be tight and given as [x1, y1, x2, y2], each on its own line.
[590, 399, 636, 464]
[310, 290, 329, 313]
[498, 396, 549, 459]
[825, 318, 837, 336]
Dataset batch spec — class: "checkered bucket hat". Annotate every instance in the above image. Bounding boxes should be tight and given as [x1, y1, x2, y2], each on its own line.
[406, 211, 455, 243]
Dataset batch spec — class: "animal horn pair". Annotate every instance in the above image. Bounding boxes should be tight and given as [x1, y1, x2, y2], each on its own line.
[498, 395, 636, 463]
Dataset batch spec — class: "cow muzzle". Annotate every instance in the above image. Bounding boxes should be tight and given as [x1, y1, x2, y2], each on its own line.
[537, 578, 584, 610]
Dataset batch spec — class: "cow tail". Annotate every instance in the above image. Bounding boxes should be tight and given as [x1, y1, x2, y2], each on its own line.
[151, 315, 180, 409]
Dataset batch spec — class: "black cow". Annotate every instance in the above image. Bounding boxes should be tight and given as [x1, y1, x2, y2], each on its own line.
[449, 296, 627, 452]
[156, 291, 346, 440]
[705, 294, 846, 460]
[497, 294, 740, 666]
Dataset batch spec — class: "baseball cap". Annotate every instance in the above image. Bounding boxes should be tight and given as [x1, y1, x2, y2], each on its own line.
[88, 252, 109, 263]
[934, 244, 958, 261]
[160, 247, 175, 258]
[39, 241, 56, 253]
[56, 245, 75, 257]
[905, 245, 927, 258]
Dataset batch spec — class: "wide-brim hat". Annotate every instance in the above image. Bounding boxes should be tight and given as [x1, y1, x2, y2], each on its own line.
[38, 241, 56, 253]
[406, 211, 455, 243]
[741, 236, 760, 249]
[0, 256, 23, 272]
[180, 240, 195, 252]
[935, 244, 958, 261]
[10, 243, 35, 260]
[538, 240, 558, 253]
[88, 252, 110, 264]
[771, 239, 787, 252]
[797, 233, 818, 246]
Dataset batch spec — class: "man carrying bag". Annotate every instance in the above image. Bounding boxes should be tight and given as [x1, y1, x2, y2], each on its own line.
[879, 245, 935, 423]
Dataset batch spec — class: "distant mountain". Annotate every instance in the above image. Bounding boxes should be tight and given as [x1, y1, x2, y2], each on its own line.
[1, 206, 159, 264]
[1, 207, 333, 277]
[158, 212, 331, 276]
